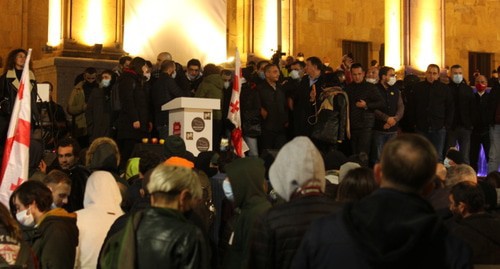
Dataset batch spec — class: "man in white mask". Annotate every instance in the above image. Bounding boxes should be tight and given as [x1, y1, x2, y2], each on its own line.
[371, 66, 404, 164]
[365, 66, 379, 84]
[447, 64, 475, 165]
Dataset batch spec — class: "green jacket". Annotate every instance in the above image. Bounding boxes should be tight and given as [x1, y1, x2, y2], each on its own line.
[223, 157, 271, 269]
[32, 208, 79, 269]
[195, 74, 224, 120]
[67, 81, 88, 136]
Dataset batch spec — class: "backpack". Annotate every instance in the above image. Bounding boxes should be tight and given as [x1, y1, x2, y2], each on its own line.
[99, 211, 143, 269]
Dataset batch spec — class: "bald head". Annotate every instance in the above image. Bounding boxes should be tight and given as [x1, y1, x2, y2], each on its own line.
[156, 52, 173, 67]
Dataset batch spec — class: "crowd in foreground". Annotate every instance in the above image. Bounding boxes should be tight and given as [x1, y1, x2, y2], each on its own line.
[0, 133, 499, 268]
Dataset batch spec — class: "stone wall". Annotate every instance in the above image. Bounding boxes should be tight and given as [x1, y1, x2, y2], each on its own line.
[292, 0, 385, 66]
[444, 0, 500, 80]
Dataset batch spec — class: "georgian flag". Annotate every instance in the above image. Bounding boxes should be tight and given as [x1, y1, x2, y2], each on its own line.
[227, 48, 248, 157]
[0, 48, 32, 208]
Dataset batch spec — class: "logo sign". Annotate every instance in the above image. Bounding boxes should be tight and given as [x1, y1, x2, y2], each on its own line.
[191, 117, 205, 132]
[196, 137, 210, 152]
[173, 122, 181, 136]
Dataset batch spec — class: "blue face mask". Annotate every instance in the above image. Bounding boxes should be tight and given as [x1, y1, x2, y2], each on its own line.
[223, 180, 234, 202]
[258, 71, 265, 80]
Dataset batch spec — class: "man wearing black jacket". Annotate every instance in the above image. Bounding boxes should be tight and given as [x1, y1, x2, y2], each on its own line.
[345, 63, 384, 156]
[411, 64, 454, 161]
[151, 60, 190, 140]
[447, 64, 475, 164]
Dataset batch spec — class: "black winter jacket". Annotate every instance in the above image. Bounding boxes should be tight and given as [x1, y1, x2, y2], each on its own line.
[136, 207, 209, 269]
[449, 81, 475, 129]
[250, 195, 341, 269]
[345, 81, 385, 130]
[412, 80, 454, 131]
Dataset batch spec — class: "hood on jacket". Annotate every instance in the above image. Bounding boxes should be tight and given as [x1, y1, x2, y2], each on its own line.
[269, 136, 325, 201]
[343, 188, 448, 266]
[225, 157, 267, 208]
[37, 207, 76, 227]
[87, 138, 120, 172]
[83, 171, 122, 213]
[202, 73, 224, 89]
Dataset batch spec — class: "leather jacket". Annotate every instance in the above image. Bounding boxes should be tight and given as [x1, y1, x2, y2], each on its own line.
[136, 207, 209, 269]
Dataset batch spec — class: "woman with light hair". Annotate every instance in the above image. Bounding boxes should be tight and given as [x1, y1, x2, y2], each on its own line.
[134, 164, 207, 268]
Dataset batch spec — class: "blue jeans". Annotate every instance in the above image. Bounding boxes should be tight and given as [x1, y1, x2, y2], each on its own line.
[371, 131, 397, 163]
[488, 125, 500, 172]
[244, 136, 259, 157]
[419, 128, 446, 161]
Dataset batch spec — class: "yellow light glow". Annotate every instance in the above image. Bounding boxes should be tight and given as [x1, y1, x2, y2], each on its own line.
[257, 0, 278, 59]
[47, 0, 61, 46]
[83, 0, 105, 45]
[411, 0, 442, 71]
[123, 0, 227, 65]
[385, 0, 401, 68]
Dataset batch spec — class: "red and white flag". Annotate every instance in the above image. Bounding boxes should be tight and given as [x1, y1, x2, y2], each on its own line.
[227, 48, 248, 157]
[0, 48, 33, 207]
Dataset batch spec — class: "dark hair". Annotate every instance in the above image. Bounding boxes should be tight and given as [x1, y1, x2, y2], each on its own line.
[0, 202, 21, 240]
[129, 57, 147, 75]
[306, 56, 323, 70]
[380, 134, 438, 191]
[119, 56, 132, 65]
[264, 63, 278, 73]
[12, 180, 53, 213]
[3, 49, 27, 74]
[485, 171, 500, 189]
[221, 69, 232, 77]
[379, 66, 395, 80]
[84, 67, 97, 74]
[187, 59, 201, 68]
[336, 167, 377, 202]
[145, 61, 153, 68]
[57, 137, 81, 157]
[257, 60, 269, 70]
[137, 151, 164, 175]
[350, 63, 364, 72]
[291, 61, 306, 69]
[160, 60, 175, 72]
[450, 64, 462, 71]
[43, 169, 71, 185]
[450, 181, 485, 214]
[427, 64, 440, 73]
[203, 64, 221, 76]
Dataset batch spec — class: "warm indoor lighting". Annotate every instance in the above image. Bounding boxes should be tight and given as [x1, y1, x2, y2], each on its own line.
[83, 0, 105, 45]
[47, 0, 62, 46]
[411, 0, 443, 71]
[385, 0, 401, 68]
[123, 0, 227, 65]
[256, 0, 278, 59]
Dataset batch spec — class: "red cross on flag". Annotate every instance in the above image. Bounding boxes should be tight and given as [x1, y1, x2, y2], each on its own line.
[227, 48, 248, 157]
[0, 48, 32, 208]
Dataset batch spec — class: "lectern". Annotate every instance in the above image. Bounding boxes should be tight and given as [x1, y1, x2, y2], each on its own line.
[162, 97, 220, 156]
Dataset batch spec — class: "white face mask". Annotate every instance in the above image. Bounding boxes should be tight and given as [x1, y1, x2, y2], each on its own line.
[452, 74, 463, 84]
[144, 72, 151, 81]
[387, 76, 397, 86]
[366, 78, 378, 84]
[100, 79, 111, 88]
[223, 81, 230, 89]
[443, 158, 451, 169]
[222, 180, 234, 202]
[289, 70, 300, 80]
[258, 71, 266, 80]
[16, 208, 35, 227]
[171, 71, 177, 79]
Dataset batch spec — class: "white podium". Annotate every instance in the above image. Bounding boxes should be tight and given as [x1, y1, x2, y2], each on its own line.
[162, 97, 220, 156]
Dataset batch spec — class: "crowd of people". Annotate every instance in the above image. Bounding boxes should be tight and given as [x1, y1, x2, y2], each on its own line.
[0, 47, 500, 268]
